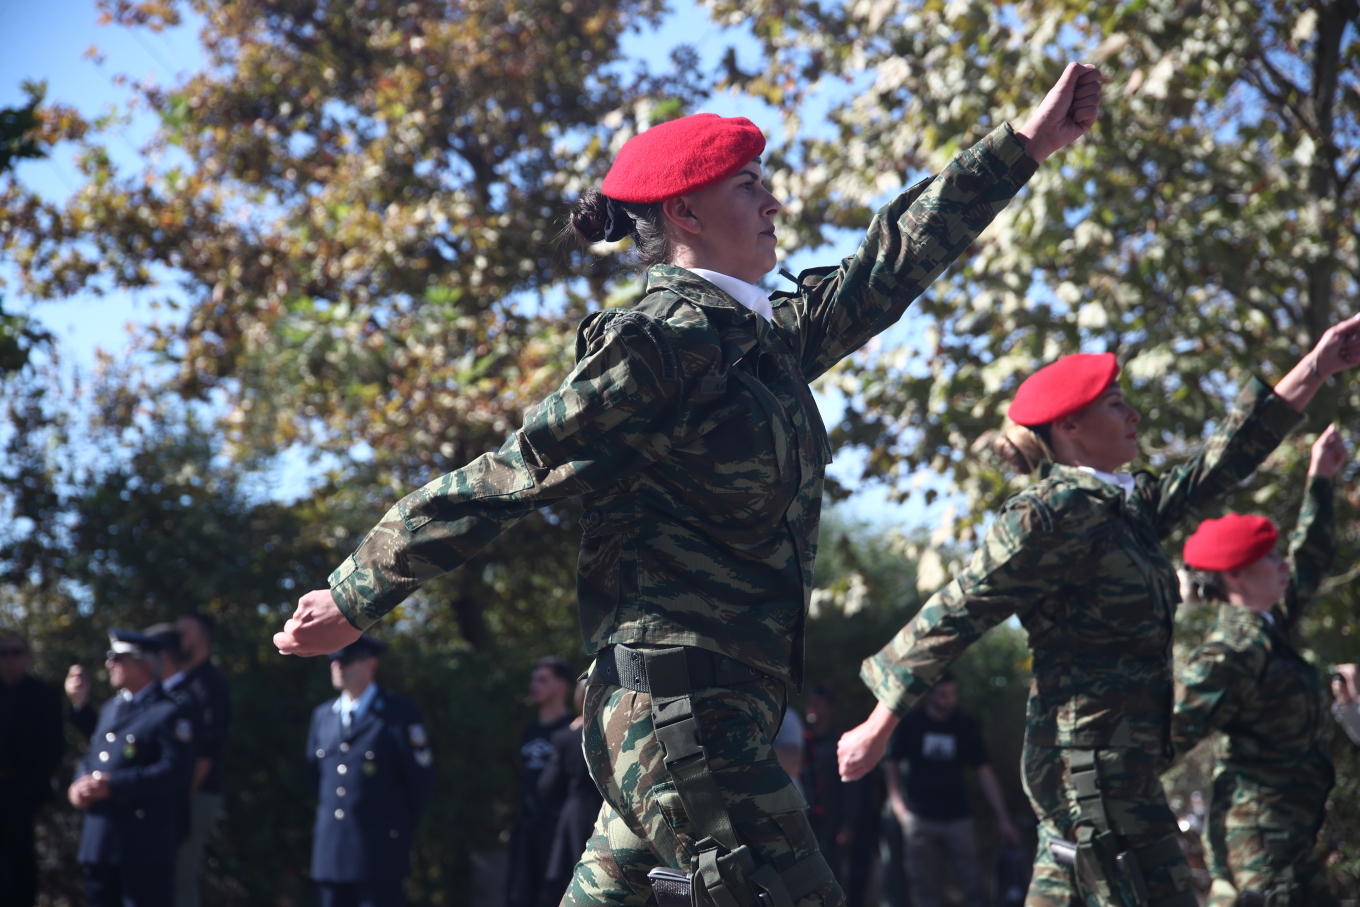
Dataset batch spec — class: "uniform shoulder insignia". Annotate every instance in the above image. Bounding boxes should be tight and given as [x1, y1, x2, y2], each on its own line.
[408, 723, 428, 747]
[414, 748, 433, 768]
[174, 718, 194, 743]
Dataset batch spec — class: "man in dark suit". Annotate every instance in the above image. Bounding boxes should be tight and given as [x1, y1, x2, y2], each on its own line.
[307, 635, 435, 907]
[68, 629, 195, 907]
[0, 632, 65, 907]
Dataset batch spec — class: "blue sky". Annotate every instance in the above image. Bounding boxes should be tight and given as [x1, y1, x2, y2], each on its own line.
[0, 0, 940, 529]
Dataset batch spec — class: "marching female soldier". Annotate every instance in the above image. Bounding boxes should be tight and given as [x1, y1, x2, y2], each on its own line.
[1174, 426, 1348, 907]
[838, 335, 1360, 907]
[275, 65, 1104, 905]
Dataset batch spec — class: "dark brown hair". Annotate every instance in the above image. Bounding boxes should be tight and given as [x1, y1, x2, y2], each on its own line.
[568, 188, 671, 271]
[993, 421, 1055, 475]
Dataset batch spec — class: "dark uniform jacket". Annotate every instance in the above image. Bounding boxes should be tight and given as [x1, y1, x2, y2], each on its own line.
[326, 125, 1040, 686]
[75, 683, 194, 865]
[862, 379, 1302, 754]
[173, 661, 231, 795]
[1173, 475, 1336, 833]
[0, 674, 64, 812]
[306, 687, 436, 882]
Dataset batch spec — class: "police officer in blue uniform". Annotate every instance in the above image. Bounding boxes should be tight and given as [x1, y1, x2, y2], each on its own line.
[307, 635, 436, 907]
[68, 629, 195, 907]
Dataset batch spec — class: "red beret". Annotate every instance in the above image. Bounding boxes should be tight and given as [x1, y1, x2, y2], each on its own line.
[1183, 514, 1279, 572]
[1007, 353, 1121, 426]
[601, 113, 766, 204]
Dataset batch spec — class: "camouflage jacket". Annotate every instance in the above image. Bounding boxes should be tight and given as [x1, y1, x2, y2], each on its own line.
[1172, 475, 1336, 800]
[861, 378, 1302, 751]
[328, 125, 1039, 685]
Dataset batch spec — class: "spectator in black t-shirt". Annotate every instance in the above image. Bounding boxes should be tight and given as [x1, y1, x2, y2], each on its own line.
[506, 657, 574, 907]
[537, 679, 602, 907]
[884, 672, 1017, 907]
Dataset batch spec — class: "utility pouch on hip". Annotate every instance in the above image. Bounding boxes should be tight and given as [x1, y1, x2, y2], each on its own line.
[649, 867, 693, 907]
[1259, 830, 1299, 907]
[1065, 749, 1195, 907]
[602, 645, 835, 907]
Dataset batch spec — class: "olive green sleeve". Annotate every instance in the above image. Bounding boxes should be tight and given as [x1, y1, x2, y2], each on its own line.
[1145, 377, 1303, 539]
[327, 313, 697, 628]
[1278, 474, 1336, 631]
[860, 490, 1084, 714]
[776, 124, 1038, 382]
[1172, 640, 1257, 757]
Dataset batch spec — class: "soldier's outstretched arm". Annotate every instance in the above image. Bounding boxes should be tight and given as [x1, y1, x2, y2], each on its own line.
[787, 62, 1102, 381]
[1146, 317, 1360, 540]
[1279, 425, 1344, 629]
[840, 489, 1086, 781]
[276, 310, 696, 656]
[1171, 641, 1255, 759]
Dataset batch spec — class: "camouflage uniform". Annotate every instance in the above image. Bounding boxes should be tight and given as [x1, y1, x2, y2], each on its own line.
[1172, 476, 1338, 907]
[861, 378, 1303, 907]
[327, 124, 1039, 904]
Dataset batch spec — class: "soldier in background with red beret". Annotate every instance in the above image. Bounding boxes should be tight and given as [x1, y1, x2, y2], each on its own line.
[841, 325, 1360, 906]
[1173, 425, 1348, 907]
[277, 60, 1105, 907]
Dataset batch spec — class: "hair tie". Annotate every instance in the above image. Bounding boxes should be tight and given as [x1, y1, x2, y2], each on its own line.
[603, 196, 634, 243]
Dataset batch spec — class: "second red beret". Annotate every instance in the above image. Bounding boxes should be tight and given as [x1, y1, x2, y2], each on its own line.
[1183, 514, 1279, 573]
[1007, 352, 1121, 427]
[601, 113, 767, 204]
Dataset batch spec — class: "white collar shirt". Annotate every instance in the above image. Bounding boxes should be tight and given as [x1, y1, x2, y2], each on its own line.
[686, 268, 774, 322]
[1077, 466, 1137, 502]
[332, 682, 379, 727]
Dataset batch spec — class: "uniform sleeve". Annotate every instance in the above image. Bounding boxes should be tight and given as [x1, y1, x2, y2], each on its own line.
[305, 710, 320, 795]
[775, 125, 1038, 382]
[392, 706, 436, 822]
[1331, 700, 1360, 746]
[105, 706, 193, 802]
[197, 672, 231, 773]
[860, 492, 1083, 714]
[1172, 641, 1257, 758]
[329, 314, 694, 628]
[1278, 474, 1336, 631]
[1144, 377, 1302, 539]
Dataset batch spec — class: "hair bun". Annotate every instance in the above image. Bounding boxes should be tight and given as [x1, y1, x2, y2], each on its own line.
[570, 188, 610, 244]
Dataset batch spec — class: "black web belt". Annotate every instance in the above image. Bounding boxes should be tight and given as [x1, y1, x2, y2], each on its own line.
[591, 644, 771, 692]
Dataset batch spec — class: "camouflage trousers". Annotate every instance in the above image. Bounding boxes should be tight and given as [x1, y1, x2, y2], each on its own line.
[1022, 744, 1195, 907]
[1204, 773, 1336, 907]
[563, 676, 844, 907]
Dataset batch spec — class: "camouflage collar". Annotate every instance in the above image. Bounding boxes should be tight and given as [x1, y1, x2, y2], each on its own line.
[1216, 601, 1277, 631]
[1040, 462, 1129, 504]
[644, 263, 762, 319]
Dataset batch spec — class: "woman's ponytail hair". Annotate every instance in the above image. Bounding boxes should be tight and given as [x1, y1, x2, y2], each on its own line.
[993, 420, 1055, 475]
[1178, 568, 1225, 605]
[567, 188, 671, 272]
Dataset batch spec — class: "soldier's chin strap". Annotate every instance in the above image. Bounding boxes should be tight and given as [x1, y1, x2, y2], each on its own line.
[1065, 749, 1198, 907]
[641, 647, 834, 907]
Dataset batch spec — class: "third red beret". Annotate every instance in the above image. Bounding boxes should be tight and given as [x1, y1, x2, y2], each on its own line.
[601, 113, 767, 204]
[1007, 352, 1121, 427]
[1183, 514, 1279, 573]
